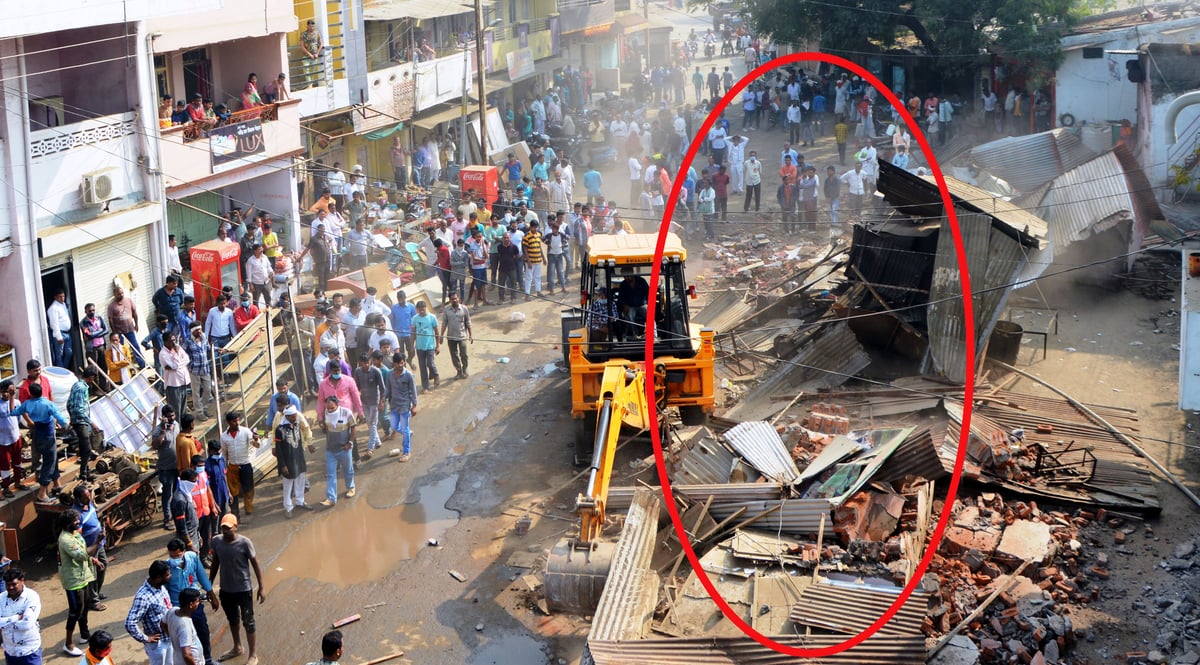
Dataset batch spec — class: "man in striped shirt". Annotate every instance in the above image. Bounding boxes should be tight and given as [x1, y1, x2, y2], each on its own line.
[521, 220, 546, 301]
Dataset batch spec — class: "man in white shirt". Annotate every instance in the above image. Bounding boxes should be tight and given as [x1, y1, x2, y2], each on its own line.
[628, 155, 644, 209]
[159, 332, 191, 418]
[840, 161, 868, 220]
[166, 235, 184, 275]
[326, 162, 347, 208]
[0, 568, 41, 663]
[854, 138, 879, 206]
[708, 124, 728, 166]
[743, 150, 763, 212]
[47, 288, 73, 369]
[727, 135, 746, 194]
[368, 316, 398, 352]
[243, 244, 273, 308]
[204, 294, 236, 350]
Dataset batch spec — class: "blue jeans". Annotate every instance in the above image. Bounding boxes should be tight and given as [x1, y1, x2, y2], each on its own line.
[389, 410, 412, 455]
[4, 651, 43, 665]
[50, 335, 72, 369]
[33, 435, 57, 487]
[547, 253, 566, 290]
[363, 404, 380, 449]
[158, 469, 178, 523]
[325, 448, 354, 502]
[829, 198, 840, 227]
[143, 636, 171, 665]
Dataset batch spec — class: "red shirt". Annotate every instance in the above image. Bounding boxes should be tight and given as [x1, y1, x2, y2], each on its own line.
[710, 172, 730, 198]
[18, 376, 52, 403]
[436, 245, 452, 270]
[233, 304, 260, 332]
[188, 103, 206, 122]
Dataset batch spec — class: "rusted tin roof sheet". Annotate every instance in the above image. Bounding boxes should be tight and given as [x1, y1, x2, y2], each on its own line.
[923, 211, 1027, 383]
[789, 579, 932, 636]
[967, 129, 1100, 193]
[588, 488, 662, 642]
[587, 633, 927, 664]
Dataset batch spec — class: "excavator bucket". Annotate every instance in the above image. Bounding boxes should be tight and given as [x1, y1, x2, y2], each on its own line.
[544, 538, 615, 615]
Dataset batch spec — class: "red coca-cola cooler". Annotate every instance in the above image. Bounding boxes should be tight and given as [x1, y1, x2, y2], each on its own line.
[459, 165, 499, 209]
[189, 239, 241, 318]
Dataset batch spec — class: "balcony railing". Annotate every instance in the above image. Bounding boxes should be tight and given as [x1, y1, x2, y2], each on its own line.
[160, 99, 302, 188]
[180, 103, 280, 142]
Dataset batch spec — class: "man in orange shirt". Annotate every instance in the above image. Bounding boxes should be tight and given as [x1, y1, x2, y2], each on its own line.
[779, 154, 798, 184]
[309, 188, 334, 214]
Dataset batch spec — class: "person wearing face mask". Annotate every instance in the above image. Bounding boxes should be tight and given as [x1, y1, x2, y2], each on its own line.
[316, 359, 362, 425]
[79, 631, 115, 665]
[233, 295, 260, 333]
[218, 412, 262, 519]
[273, 406, 313, 517]
[171, 468, 201, 552]
[151, 405, 181, 530]
[165, 537, 219, 665]
[318, 396, 356, 507]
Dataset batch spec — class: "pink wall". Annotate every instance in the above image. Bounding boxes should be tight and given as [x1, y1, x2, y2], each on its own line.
[208, 35, 287, 110]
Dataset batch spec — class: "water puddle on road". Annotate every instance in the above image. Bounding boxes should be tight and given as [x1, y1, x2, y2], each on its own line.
[266, 475, 460, 591]
[468, 633, 548, 665]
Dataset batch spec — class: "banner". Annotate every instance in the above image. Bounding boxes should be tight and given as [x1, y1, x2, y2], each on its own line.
[210, 119, 266, 172]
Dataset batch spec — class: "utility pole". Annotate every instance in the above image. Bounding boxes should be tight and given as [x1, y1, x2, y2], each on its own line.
[475, 0, 488, 164]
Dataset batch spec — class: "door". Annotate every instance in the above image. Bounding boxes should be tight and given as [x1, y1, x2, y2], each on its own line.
[40, 262, 81, 372]
[183, 49, 214, 101]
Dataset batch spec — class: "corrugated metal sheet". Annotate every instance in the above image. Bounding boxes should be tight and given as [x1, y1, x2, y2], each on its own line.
[846, 223, 938, 311]
[671, 430, 737, 485]
[924, 211, 1027, 383]
[723, 421, 801, 484]
[693, 288, 755, 331]
[744, 321, 872, 404]
[607, 482, 786, 511]
[873, 424, 949, 484]
[589, 488, 662, 642]
[943, 394, 1160, 511]
[1034, 151, 1136, 248]
[877, 161, 1047, 249]
[706, 498, 834, 536]
[918, 175, 1048, 247]
[789, 581, 931, 636]
[967, 129, 1100, 193]
[588, 634, 927, 664]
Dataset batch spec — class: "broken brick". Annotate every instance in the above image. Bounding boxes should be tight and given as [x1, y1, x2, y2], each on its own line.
[1114, 531, 1127, 544]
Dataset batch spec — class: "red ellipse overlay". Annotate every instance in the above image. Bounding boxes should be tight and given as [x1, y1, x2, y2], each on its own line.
[644, 52, 975, 657]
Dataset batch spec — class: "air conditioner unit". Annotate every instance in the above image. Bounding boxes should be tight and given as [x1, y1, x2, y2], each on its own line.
[81, 169, 118, 206]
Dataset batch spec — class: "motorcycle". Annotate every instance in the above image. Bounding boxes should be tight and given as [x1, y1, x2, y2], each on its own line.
[703, 41, 715, 60]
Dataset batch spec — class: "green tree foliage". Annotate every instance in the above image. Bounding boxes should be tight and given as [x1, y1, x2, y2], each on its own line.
[715, 0, 1079, 74]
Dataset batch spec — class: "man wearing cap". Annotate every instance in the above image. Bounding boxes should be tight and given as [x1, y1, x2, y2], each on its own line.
[209, 513, 265, 665]
[273, 405, 311, 518]
[219, 412, 262, 518]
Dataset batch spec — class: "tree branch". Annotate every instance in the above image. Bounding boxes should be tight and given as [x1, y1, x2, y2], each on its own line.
[900, 8, 940, 55]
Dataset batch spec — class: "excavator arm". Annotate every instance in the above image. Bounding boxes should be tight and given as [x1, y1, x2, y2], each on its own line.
[545, 362, 666, 615]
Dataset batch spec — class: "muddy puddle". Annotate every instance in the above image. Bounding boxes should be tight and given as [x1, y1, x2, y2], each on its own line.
[468, 633, 548, 665]
[266, 475, 460, 591]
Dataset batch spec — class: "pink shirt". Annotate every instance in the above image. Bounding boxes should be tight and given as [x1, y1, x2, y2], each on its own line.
[316, 375, 363, 420]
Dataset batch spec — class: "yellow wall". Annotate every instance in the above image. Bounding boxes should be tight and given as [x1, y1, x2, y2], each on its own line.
[489, 0, 558, 69]
[288, 0, 347, 80]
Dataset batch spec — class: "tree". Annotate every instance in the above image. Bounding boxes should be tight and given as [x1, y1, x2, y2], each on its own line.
[709, 0, 1080, 76]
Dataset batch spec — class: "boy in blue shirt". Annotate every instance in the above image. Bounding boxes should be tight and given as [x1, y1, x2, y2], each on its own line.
[10, 382, 65, 503]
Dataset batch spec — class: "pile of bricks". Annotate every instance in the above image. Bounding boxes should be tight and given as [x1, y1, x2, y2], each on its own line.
[920, 493, 1126, 663]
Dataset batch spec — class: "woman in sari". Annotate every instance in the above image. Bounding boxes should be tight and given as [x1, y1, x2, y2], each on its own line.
[241, 73, 262, 110]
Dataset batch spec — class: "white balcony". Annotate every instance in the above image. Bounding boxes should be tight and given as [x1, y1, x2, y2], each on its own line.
[28, 112, 148, 227]
[160, 99, 303, 190]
